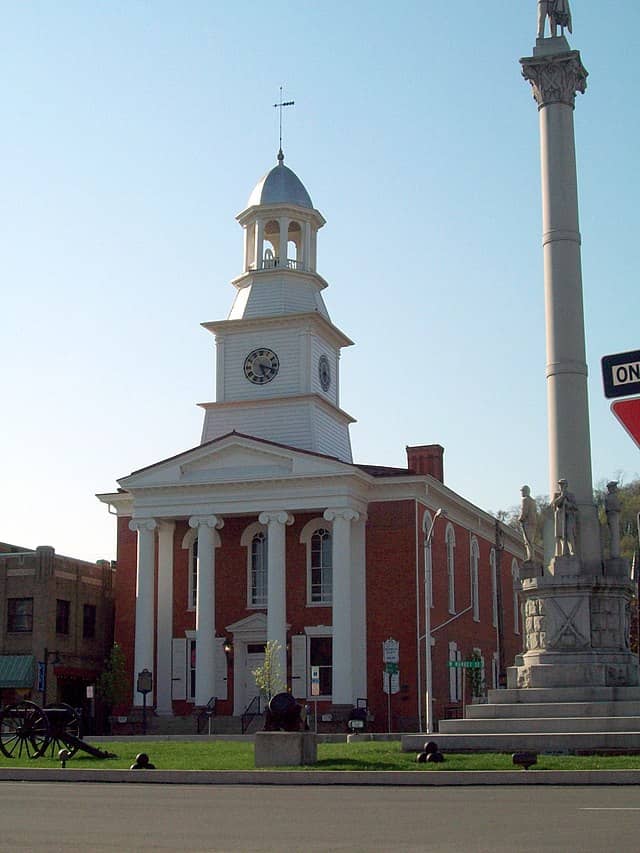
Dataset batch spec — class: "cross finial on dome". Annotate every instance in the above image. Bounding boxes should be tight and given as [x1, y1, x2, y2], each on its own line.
[273, 86, 294, 163]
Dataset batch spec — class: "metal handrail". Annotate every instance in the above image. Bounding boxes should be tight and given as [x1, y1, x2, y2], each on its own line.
[241, 695, 262, 734]
[195, 697, 216, 734]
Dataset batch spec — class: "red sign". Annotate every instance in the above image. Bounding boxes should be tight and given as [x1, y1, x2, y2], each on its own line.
[611, 397, 640, 449]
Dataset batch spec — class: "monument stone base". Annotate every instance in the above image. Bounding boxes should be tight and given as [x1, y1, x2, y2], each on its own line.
[254, 732, 317, 767]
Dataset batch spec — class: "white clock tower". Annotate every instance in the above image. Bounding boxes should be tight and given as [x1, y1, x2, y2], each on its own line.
[199, 151, 355, 462]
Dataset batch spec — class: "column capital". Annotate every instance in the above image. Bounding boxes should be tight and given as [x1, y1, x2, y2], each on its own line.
[520, 51, 588, 110]
[324, 508, 360, 524]
[189, 515, 224, 531]
[129, 518, 158, 533]
[258, 510, 294, 527]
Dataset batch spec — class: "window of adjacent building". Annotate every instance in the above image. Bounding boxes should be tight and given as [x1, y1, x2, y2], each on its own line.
[310, 528, 332, 604]
[56, 599, 71, 635]
[250, 532, 268, 607]
[423, 511, 434, 608]
[470, 537, 480, 622]
[446, 524, 456, 614]
[189, 537, 198, 610]
[490, 548, 498, 628]
[309, 635, 332, 696]
[7, 597, 33, 632]
[83, 604, 97, 639]
[512, 559, 521, 635]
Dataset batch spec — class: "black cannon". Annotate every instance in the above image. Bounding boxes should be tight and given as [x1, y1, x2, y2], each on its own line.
[263, 692, 307, 732]
[0, 700, 116, 760]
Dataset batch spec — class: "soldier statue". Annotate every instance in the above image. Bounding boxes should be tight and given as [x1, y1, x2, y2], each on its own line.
[537, 0, 573, 39]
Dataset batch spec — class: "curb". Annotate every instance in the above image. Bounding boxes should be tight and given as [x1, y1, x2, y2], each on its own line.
[1, 768, 639, 786]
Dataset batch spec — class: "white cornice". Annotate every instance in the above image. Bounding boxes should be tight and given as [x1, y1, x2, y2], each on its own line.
[197, 393, 356, 425]
[236, 203, 326, 229]
[202, 311, 353, 349]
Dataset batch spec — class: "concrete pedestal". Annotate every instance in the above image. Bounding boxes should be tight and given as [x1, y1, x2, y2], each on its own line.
[254, 732, 317, 767]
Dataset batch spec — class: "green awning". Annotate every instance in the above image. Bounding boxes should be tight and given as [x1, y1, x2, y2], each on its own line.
[0, 655, 35, 689]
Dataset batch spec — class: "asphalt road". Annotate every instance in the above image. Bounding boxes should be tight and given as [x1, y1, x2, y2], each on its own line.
[1, 783, 639, 852]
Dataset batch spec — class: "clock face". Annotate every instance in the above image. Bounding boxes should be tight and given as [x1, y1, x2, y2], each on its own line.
[318, 354, 331, 391]
[244, 348, 280, 385]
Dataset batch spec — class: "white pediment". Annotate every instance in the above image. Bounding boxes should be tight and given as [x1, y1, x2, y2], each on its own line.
[118, 433, 351, 491]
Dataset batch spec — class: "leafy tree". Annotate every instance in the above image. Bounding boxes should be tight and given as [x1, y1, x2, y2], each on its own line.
[252, 640, 286, 702]
[96, 643, 129, 710]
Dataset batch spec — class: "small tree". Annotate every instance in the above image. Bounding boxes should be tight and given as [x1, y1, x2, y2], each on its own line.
[96, 643, 129, 711]
[252, 640, 286, 703]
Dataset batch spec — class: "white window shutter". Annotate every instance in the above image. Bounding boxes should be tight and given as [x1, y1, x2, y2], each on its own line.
[214, 637, 228, 700]
[291, 635, 307, 699]
[171, 638, 187, 700]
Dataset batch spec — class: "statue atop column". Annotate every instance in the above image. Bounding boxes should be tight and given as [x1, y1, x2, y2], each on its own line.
[605, 481, 622, 560]
[552, 479, 578, 557]
[519, 485, 537, 563]
[537, 0, 573, 39]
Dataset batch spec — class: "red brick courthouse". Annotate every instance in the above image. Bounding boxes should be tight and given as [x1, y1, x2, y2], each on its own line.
[99, 154, 524, 731]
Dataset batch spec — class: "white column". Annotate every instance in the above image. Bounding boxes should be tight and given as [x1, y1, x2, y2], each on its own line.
[324, 508, 360, 705]
[129, 518, 157, 707]
[350, 512, 367, 702]
[156, 521, 175, 715]
[278, 216, 289, 265]
[303, 220, 311, 270]
[255, 219, 265, 269]
[189, 515, 224, 706]
[259, 510, 293, 677]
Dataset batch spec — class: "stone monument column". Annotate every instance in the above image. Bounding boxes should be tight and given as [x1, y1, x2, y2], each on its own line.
[521, 38, 601, 573]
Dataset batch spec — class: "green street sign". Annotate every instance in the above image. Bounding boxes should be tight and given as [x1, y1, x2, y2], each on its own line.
[384, 663, 399, 674]
[447, 660, 482, 669]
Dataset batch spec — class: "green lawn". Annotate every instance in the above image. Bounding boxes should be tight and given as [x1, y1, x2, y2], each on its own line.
[1, 740, 640, 771]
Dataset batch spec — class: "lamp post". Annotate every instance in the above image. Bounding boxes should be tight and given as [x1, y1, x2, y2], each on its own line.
[423, 508, 443, 734]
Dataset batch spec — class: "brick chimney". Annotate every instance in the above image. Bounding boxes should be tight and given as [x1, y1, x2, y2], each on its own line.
[406, 444, 444, 483]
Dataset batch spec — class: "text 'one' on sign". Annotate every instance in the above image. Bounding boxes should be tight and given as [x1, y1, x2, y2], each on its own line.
[602, 349, 640, 399]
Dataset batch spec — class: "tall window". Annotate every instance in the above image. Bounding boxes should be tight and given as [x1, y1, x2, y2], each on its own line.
[512, 559, 521, 635]
[7, 598, 33, 632]
[83, 604, 97, 639]
[56, 599, 70, 635]
[490, 548, 498, 627]
[470, 537, 480, 622]
[189, 537, 198, 609]
[446, 524, 456, 614]
[310, 528, 333, 604]
[423, 511, 433, 608]
[250, 532, 268, 607]
[309, 635, 332, 696]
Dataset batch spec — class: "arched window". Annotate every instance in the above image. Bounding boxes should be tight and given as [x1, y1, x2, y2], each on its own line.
[470, 537, 480, 622]
[512, 559, 521, 635]
[263, 220, 279, 266]
[300, 519, 333, 605]
[241, 522, 268, 608]
[422, 511, 434, 608]
[446, 524, 456, 614]
[490, 548, 498, 628]
[182, 528, 198, 610]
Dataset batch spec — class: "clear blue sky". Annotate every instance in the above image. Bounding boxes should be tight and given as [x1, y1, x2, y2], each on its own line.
[2, 2, 638, 562]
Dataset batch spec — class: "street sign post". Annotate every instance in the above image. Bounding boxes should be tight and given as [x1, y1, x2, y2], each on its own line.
[602, 349, 640, 399]
[611, 397, 640, 449]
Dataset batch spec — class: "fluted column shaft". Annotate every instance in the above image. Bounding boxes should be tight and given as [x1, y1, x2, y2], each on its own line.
[259, 511, 293, 677]
[325, 508, 360, 705]
[189, 515, 224, 706]
[129, 519, 157, 706]
[156, 521, 175, 715]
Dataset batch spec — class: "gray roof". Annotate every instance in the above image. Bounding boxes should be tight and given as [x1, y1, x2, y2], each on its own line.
[247, 155, 313, 209]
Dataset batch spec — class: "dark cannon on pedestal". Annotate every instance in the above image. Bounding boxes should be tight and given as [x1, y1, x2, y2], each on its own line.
[263, 692, 308, 732]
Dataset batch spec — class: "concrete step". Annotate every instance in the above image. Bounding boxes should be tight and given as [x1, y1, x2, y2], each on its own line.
[466, 701, 640, 719]
[402, 731, 640, 754]
[440, 716, 640, 734]
[488, 686, 640, 704]
[149, 715, 243, 736]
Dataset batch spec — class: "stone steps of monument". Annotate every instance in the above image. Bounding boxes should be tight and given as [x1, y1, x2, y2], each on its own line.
[467, 701, 640, 719]
[148, 715, 244, 736]
[440, 716, 640, 734]
[488, 686, 640, 704]
[402, 731, 640, 754]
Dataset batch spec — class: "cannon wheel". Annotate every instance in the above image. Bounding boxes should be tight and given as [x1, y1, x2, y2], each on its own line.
[44, 703, 82, 758]
[0, 700, 51, 759]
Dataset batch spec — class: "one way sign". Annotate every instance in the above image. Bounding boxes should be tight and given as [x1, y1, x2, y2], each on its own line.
[602, 349, 640, 399]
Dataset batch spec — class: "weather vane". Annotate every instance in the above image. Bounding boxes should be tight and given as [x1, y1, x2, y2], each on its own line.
[273, 86, 294, 159]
